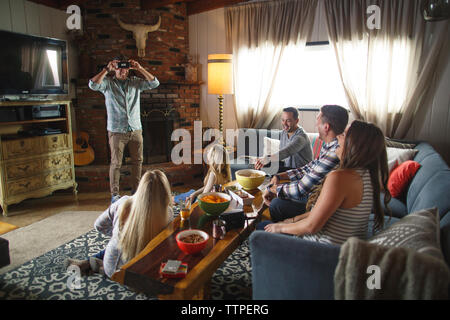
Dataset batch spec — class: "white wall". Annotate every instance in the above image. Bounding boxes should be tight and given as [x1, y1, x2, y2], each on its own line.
[0, 0, 78, 99]
[406, 56, 450, 164]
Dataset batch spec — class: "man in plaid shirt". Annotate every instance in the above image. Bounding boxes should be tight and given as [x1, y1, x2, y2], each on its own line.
[263, 105, 349, 222]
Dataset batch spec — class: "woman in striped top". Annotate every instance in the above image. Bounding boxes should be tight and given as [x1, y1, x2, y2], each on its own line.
[264, 120, 391, 245]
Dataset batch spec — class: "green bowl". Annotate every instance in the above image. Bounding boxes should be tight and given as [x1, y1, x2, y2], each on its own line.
[197, 192, 231, 217]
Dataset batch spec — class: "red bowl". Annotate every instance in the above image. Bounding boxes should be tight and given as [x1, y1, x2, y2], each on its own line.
[175, 229, 209, 255]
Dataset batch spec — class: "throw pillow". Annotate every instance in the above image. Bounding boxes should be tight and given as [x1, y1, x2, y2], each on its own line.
[307, 133, 324, 160]
[368, 208, 444, 261]
[387, 160, 421, 198]
[263, 137, 280, 157]
[385, 138, 416, 149]
[387, 147, 419, 173]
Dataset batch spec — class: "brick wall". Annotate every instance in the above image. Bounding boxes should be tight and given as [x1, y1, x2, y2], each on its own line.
[72, 0, 202, 191]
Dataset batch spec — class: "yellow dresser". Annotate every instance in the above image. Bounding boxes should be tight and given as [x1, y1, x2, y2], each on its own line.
[0, 101, 77, 216]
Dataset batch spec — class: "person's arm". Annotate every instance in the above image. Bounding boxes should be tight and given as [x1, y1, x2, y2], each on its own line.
[275, 147, 339, 201]
[265, 171, 345, 235]
[129, 59, 159, 90]
[88, 60, 117, 92]
[94, 196, 125, 236]
[275, 134, 310, 162]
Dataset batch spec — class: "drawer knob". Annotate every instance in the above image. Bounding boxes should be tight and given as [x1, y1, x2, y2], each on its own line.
[19, 165, 30, 172]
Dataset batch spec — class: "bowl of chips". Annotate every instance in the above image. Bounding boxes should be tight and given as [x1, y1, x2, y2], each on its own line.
[197, 192, 231, 217]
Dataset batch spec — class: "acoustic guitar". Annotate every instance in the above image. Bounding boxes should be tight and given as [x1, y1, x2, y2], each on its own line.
[72, 131, 95, 166]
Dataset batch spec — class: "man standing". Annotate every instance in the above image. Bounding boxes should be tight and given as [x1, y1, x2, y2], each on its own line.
[263, 105, 349, 222]
[89, 57, 159, 203]
[254, 107, 313, 173]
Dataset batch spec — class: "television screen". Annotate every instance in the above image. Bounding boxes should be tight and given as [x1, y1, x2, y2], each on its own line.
[0, 30, 68, 96]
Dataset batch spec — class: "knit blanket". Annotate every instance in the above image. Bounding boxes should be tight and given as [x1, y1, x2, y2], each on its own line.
[334, 237, 450, 299]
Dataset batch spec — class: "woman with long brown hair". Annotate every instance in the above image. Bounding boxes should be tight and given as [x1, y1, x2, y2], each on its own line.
[264, 120, 391, 244]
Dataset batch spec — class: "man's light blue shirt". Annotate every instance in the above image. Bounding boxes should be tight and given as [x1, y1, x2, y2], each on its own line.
[88, 76, 160, 133]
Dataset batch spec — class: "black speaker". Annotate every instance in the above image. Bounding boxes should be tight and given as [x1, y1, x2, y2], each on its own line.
[219, 210, 245, 231]
[423, 0, 450, 21]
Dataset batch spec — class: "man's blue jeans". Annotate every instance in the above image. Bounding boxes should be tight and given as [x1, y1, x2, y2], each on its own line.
[269, 196, 308, 222]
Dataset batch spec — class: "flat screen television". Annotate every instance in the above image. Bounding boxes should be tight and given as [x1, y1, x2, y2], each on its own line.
[0, 30, 68, 97]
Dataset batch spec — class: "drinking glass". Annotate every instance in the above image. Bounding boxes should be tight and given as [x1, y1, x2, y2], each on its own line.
[180, 199, 191, 220]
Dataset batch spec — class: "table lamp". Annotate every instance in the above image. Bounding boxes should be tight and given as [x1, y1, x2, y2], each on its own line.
[208, 54, 233, 144]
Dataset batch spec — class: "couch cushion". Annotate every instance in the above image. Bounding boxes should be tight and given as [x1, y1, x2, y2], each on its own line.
[406, 143, 450, 214]
[368, 208, 445, 261]
[388, 160, 421, 198]
[408, 170, 450, 219]
[381, 194, 408, 219]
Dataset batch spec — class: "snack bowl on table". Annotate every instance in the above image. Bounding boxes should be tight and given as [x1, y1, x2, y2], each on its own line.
[176, 229, 209, 254]
[235, 169, 266, 190]
[197, 192, 231, 217]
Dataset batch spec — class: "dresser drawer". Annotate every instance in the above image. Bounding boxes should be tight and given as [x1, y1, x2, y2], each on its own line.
[2, 137, 40, 160]
[44, 168, 73, 186]
[5, 159, 42, 179]
[7, 176, 42, 196]
[42, 153, 72, 170]
[42, 134, 69, 152]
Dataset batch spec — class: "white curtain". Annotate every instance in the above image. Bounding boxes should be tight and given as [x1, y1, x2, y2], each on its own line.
[324, 0, 450, 137]
[225, 0, 318, 129]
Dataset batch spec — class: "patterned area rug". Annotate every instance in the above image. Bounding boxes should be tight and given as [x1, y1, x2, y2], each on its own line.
[0, 228, 252, 300]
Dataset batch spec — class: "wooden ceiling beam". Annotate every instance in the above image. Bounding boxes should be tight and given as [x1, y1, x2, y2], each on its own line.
[187, 0, 248, 15]
[141, 0, 196, 11]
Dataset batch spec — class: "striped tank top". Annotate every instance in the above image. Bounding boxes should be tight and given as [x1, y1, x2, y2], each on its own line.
[302, 169, 373, 245]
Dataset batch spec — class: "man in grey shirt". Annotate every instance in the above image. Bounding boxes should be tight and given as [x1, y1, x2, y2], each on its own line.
[255, 107, 313, 172]
[89, 56, 159, 203]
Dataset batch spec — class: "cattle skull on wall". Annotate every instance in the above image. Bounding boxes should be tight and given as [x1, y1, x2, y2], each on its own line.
[116, 16, 161, 57]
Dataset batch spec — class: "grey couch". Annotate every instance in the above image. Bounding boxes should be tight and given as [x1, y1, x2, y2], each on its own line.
[250, 141, 450, 299]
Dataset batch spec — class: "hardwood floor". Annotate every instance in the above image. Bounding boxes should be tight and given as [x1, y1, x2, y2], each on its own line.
[0, 180, 202, 229]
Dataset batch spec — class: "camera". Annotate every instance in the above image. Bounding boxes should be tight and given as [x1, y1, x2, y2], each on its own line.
[117, 61, 130, 69]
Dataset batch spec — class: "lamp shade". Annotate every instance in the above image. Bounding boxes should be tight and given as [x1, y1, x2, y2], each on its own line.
[208, 54, 233, 95]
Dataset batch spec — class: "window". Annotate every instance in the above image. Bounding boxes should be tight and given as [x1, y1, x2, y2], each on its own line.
[235, 42, 348, 111]
[271, 43, 348, 109]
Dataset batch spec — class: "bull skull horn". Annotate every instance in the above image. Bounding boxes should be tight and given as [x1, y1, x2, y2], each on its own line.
[116, 17, 136, 32]
[144, 16, 161, 32]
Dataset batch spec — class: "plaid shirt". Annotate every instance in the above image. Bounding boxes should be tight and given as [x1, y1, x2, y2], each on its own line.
[88, 76, 159, 133]
[276, 138, 339, 200]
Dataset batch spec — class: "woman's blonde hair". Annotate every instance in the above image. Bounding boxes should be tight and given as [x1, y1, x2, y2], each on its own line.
[205, 143, 232, 186]
[118, 169, 173, 262]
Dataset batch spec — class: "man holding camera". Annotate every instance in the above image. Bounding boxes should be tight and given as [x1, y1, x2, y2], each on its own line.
[89, 57, 159, 203]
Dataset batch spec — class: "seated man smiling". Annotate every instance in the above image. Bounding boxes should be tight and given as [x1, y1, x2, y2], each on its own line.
[254, 107, 313, 173]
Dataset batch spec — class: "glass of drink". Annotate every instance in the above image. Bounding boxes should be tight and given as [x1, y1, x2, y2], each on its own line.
[180, 199, 191, 221]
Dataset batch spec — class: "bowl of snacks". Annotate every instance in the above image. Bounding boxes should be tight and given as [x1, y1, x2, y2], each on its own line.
[197, 192, 231, 217]
[176, 229, 209, 254]
[235, 169, 266, 190]
[230, 188, 255, 206]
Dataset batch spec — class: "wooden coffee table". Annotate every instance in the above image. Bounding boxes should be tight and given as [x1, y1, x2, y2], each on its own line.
[111, 183, 265, 300]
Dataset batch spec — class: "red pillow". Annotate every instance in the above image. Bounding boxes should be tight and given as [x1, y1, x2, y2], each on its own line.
[388, 160, 421, 198]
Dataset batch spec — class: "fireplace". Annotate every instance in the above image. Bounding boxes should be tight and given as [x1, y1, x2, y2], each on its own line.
[139, 108, 179, 164]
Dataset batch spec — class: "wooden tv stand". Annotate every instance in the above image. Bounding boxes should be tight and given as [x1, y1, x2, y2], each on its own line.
[0, 100, 77, 216]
